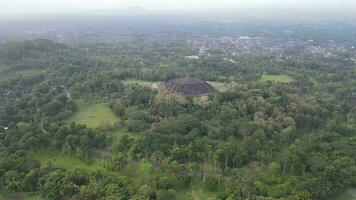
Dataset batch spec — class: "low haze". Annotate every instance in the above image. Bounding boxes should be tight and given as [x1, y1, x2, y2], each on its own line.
[0, 0, 356, 19]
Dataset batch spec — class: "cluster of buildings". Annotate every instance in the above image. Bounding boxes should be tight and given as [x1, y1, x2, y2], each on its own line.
[184, 35, 356, 63]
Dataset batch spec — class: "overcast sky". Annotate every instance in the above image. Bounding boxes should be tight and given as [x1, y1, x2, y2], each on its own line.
[0, 0, 355, 17]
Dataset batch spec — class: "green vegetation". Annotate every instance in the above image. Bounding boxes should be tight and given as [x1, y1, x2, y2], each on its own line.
[0, 193, 42, 200]
[336, 189, 356, 200]
[0, 35, 355, 200]
[260, 74, 294, 83]
[28, 152, 107, 171]
[69, 99, 119, 128]
[309, 76, 319, 85]
[126, 160, 154, 186]
[25, 194, 42, 200]
[110, 129, 141, 141]
[178, 185, 217, 200]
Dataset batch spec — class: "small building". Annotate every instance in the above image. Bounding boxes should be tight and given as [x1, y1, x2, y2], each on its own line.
[160, 77, 218, 96]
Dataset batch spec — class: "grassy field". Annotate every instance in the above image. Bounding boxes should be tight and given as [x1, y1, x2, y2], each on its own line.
[69, 99, 119, 128]
[28, 152, 107, 171]
[260, 74, 294, 83]
[122, 79, 159, 89]
[336, 189, 356, 200]
[207, 81, 228, 92]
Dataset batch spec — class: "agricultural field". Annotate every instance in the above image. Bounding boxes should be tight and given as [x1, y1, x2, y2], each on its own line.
[260, 74, 295, 83]
[69, 99, 119, 128]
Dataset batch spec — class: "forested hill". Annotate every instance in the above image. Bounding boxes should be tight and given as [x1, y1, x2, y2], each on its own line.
[0, 38, 355, 200]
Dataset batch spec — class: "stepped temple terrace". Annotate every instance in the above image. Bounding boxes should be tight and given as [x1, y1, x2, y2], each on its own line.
[160, 77, 218, 96]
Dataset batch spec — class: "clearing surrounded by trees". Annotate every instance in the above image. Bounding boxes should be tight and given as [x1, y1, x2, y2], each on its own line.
[260, 74, 295, 83]
[69, 99, 119, 128]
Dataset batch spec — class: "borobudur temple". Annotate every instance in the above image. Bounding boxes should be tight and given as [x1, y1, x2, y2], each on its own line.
[160, 77, 218, 96]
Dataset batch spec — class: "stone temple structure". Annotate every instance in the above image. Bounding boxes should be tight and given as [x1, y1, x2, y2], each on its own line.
[160, 77, 218, 96]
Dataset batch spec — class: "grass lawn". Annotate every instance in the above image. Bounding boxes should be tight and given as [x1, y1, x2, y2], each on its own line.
[260, 74, 294, 83]
[207, 81, 228, 92]
[336, 189, 356, 200]
[28, 151, 107, 171]
[122, 79, 159, 89]
[69, 99, 119, 128]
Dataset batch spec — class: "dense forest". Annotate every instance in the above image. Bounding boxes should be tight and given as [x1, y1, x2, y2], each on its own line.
[0, 20, 355, 200]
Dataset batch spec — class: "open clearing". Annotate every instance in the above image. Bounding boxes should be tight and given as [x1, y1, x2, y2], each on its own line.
[260, 74, 294, 83]
[208, 81, 228, 92]
[69, 99, 119, 128]
[122, 79, 159, 89]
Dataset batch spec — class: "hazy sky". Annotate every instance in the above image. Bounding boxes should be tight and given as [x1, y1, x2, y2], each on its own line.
[0, 0, 355, 17]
